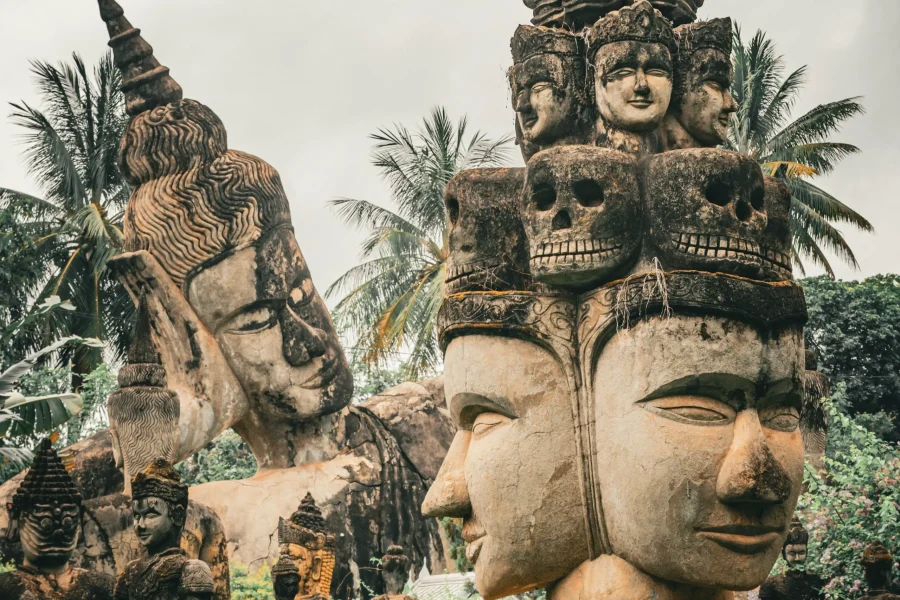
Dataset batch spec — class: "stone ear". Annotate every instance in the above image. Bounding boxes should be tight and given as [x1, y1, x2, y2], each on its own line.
[311, 555, 322, 581]
[172, 504, 187, 528]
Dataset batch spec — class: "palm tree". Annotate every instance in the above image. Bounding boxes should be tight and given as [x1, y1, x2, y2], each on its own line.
[326, 107, 512, 378]
[0, 52, 133, 384]
[727, 27, 873, 277]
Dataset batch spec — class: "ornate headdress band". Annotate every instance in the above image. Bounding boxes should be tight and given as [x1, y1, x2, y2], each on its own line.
[511, 25, 583, 64]
[587, 1, 676, 55]
[784, 516, 809, 547]
[131, 459, 189, 508]
[676, 17, 732, 56]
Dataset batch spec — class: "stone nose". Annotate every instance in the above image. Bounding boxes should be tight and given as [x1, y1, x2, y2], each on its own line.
[716, 411, 793, 505]
[552, 210, 572, 231]
[422, 431, 472, 518]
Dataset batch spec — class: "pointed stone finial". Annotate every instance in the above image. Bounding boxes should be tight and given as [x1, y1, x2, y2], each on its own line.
[97, 0, 183, 116]
[10, 438, 82, 517]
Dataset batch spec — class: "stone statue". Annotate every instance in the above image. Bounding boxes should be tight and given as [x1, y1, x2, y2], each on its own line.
[758, 517, 826, 600]
[861, 543, 900, 600]
[0, 439, 116, 600]
[107, 295, 179, 495]
[523, 0, 705, 30]
[587, 1, 676, 154]
[114, 460, 214, 600]
[272, 556, 302, 600]
[373, 546, 414, 600]
[510, 26, 593, 161]
[445, 168, 530, 294]
[276, 493, 335, 600]
[662, 18, 736, 150]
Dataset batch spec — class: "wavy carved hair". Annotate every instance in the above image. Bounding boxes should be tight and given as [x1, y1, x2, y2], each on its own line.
[121, 99, 292, 290]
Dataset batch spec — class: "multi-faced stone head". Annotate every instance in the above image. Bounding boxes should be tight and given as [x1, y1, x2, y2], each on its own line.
[8, 439, 82, 572]
[131, 459, 189, 555]
[644, 148, 768, 277]
[380, 545, 411, 596]
[445, 169, 529, 294]
[272, 556, 302, 600]
[759, 176, 794, 281]
[522, 145, 641, 289]
[588, 1, 676, 134]
[510, 26, 593, 161]
[586, 273, 808, 591]
[277, 493, 336, 600]
[782, 516, 809, 567]
[666, 18, 736, 149]
[862, 542, 896, 593]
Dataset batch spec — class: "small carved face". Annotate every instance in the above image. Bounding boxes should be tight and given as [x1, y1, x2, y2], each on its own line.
[595, 41, 673, 132]
[274, 573, 301, 600]
[445, 169, 529, 294]
[592, 315, 805, 589]
[784, 543, 808, 567]
[759, 176, 794, 281]
[18, 502, 80, 568]
[188, 228, 353, 422]
[644, 148, 768, 277]
[133, 497, 181, 553]
[422, 335, 589, 600]
[674, 49, 737, 146]
[522, 146, 641, 289]
[511, 55, 579, 148]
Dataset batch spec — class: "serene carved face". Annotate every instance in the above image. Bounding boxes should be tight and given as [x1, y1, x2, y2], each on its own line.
[674, 49, 737, 146]
[644, 148, 768, 277]
[759, 176, 794, 281]
[18, 503, 80, 568]
[512, 55, 579, 147]
[133, 497, 183, 554]
[274, 572, 301, 600]
[522, 146, 641, 289]
[422, 335, 589, 600]
[591, 315, 805, 590]
[188, 228, 352, 421]
[595, 41, 673, 132]
[445, 169, 529, 294]
[784, 543, 808, 567]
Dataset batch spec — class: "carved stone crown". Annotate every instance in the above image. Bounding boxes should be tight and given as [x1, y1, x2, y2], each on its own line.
[524, 0, 566, 27]
[131, 458, 189, 508]
[272, 555, 300, 576]
[587, 0, 676, 53]
[278, 494, 336, 549]
[784, 516, 809, 547]
[290, 492, 328, 533]
[9, 438, 81, 517]
[676, 17, 732, 56]
[511, 25, 582, 64]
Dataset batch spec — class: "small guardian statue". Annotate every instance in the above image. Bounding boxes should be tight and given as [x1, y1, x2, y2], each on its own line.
[759, 517, 826, 600]
[114, 459, 214, 600]
[861, 543, 900, 600]
[272, 555, 302, 600]
[276, 493, 336, 600]
[373, 546, 414, 600]
[0, 439, 115, 599]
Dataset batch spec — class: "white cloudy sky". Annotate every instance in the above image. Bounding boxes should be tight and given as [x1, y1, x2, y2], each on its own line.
[0, 0, 896, 300]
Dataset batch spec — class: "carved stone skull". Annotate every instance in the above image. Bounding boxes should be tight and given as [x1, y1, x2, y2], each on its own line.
[759, 175, 793, 281]
[445, 168, 530, 294]
[522, 146, 641, 289]
[644, 148, 768, 277]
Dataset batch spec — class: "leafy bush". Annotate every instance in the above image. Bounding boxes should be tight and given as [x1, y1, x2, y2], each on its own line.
[230, 563, 274, 600]
[791, 404, 900, 599]
[176, 430, 257, 486]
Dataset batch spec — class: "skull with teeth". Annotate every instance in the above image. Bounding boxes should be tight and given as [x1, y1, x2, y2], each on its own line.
[759, 176, 794, 281]
[445, 168, 530, 294]
[644, 148, 768, 277]
[522, 145, 641, 289]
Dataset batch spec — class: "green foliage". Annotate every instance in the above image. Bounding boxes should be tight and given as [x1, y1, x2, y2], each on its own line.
[0, 207, 49, 340]
[176, 430, 258, 486]
[327, 107, 512, 379]
[728, 28, 872, 276]
[792, 405, 900, 599]
[230, 563, 274, 600]
[802, 275, 900, 440]
[351, 361, 407, 403]
[0, 561, 14, 574]
[0, 51, 134, 378]
[440, 517, 473, 574]
[66, 362, 116, 444]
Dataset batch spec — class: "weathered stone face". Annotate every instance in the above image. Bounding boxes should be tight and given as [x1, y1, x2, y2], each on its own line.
[667, 48, 736, 148]
[18, 503, 80, 569]
[187, 230, 352, 423]
[445, 169, 529, 294]
[760, 176, 794, 281]
[522, 146, 641, 289]
[784, 543, 808, 567]
[591, 315, 805, 590]
[644, 148, 768, 277]
[594, 41, 673, 133]
[133, 497, 181, 554]
[511, 55, 576, 149]
[423, 335, 589, 600]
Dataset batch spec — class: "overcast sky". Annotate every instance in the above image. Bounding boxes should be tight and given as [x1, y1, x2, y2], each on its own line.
[1, 0, 896, 300]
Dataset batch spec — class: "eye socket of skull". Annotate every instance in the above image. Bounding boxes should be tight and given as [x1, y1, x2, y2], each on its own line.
[644, 148, 768, 278]
[445, 168, 530, 294]
[759, 176, 793, 281]
[522, 145, 641, 290]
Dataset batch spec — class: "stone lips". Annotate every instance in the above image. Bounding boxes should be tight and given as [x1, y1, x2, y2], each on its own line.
[10, 438, 81, 516]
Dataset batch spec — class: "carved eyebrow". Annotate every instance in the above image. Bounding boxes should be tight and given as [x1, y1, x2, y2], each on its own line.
[639, 373, 757, 410]
[449, 392, 518, 428]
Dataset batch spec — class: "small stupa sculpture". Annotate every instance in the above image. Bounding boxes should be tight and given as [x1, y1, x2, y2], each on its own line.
[758, 517, 827, 600]
[276, 493, 336, 600]
[861, 543, 900, 600]
[373, 546, 415, 600]
[113, 459, 214, 600]
[0, 439, 115, 599]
